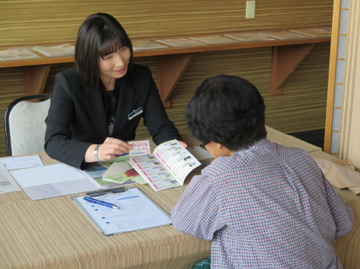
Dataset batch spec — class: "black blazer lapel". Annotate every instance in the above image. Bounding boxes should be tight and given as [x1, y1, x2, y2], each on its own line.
[112, 79, 135, 136]
[83, 86, 108, 141]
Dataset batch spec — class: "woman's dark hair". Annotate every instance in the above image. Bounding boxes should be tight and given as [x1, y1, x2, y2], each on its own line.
[75, 13, 134, 89]
[185, 75, 267, 151]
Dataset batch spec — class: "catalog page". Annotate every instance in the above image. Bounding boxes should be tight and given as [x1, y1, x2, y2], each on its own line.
[130, 140, 201, 191]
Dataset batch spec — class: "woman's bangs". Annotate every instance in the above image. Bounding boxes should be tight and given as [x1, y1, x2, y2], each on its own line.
[99, 39, 123, 58]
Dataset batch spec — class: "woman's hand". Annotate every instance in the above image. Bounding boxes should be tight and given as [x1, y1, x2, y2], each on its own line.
[85, 138, 132, 163]
[179, 141, 188, 148]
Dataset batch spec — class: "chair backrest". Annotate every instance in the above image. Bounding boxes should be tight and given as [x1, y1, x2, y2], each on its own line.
[4, 94, 51, 156]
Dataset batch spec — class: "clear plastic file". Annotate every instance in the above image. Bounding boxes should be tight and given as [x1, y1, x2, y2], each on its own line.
[72, 187, 171, 236]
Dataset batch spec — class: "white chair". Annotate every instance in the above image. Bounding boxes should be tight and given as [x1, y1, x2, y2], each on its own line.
[4, 94, 51, 156]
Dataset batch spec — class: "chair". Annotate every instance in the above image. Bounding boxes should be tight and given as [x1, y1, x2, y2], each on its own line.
[4, 94, 51, 156]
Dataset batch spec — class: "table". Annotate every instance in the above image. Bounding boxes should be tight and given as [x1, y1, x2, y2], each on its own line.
[0, 127, 359, 269]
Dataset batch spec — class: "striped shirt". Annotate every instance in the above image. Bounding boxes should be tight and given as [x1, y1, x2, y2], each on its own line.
[172, 139, 353, 268]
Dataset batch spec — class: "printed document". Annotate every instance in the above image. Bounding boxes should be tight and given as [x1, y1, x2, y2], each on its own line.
[0, 163, 21, 194]
[0, 155, 44, 170]
[73, 187, 171, 235]
[130, 140, 201, 191]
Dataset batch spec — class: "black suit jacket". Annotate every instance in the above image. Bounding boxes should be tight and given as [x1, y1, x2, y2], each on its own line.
[45, 64, 181, 169]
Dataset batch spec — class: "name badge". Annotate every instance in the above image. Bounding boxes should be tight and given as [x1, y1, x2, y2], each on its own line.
[128, 107, 143, 120]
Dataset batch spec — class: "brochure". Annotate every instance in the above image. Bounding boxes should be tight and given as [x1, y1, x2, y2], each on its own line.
[132, 40, 168, 51]
[0, 48, 40, 61]
[85, 154, 146, 187]
[130, 140, 201, 191]
[33, 44, 75, 57]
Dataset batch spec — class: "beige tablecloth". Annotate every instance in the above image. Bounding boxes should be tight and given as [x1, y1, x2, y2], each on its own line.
[1, 127, 359, 269]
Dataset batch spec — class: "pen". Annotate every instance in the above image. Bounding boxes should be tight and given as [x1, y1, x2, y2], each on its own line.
[83, 196, 120, 210]
[117, 195, 140, 201]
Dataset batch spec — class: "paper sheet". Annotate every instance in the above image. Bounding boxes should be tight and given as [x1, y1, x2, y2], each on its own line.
[0, 155, 44, 170]
[10, 163, 101, 200]
[73, 187, 171, 235]
[0, 163, 21, 194]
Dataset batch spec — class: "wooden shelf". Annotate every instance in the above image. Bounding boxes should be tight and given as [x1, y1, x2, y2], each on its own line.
[0, 27, 331, 105]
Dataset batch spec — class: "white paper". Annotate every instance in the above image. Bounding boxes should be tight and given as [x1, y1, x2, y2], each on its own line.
[33, 44, 75, 57]
[0, 48, 40, 61]
[0, 155, 44, 170]
[0, 163, 21, 194]
[10, 163, 101, 200]
[74, 187, 171, 235]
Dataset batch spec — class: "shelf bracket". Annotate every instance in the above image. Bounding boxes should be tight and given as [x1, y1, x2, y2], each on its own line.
[158, 54, 194, 108]
[23, 65, 51, 96]
[270, 44, 314, 95]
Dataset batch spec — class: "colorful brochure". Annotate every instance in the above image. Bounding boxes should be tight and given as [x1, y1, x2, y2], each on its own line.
[130, 140, 201, 191]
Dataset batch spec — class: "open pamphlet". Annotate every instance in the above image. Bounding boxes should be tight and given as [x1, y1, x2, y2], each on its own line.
[130, 140, 201, 191]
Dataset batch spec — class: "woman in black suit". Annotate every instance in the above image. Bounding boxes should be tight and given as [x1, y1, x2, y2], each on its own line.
[45, 13, 183, 169]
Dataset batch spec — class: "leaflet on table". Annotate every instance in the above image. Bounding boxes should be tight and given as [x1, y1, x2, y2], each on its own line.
[85, 154, 146, 187]
[102, 161, 146, 185]
[130, 140, 201, 191]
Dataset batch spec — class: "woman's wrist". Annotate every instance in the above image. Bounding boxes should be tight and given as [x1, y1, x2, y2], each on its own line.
[84, 144, 101, 163]
[94, 144, 101, 162]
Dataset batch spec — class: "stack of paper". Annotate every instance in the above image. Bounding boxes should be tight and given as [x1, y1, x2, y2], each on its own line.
[33, 44, 75, 57]
[0, 48, 40, 61]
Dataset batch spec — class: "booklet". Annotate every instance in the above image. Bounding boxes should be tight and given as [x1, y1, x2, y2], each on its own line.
[130, 140, 201, 191]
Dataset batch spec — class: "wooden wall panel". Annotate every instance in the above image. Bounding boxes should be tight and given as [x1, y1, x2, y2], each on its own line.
[135, 43, 330, 140]
[0, 0, 333, 47]
[0, 0, 332, 155]
[0, 43, 330, 155]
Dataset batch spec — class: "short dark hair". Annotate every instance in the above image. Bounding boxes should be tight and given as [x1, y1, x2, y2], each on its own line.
[75, 13, 134, 89]
[185, 75, 267, 151]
